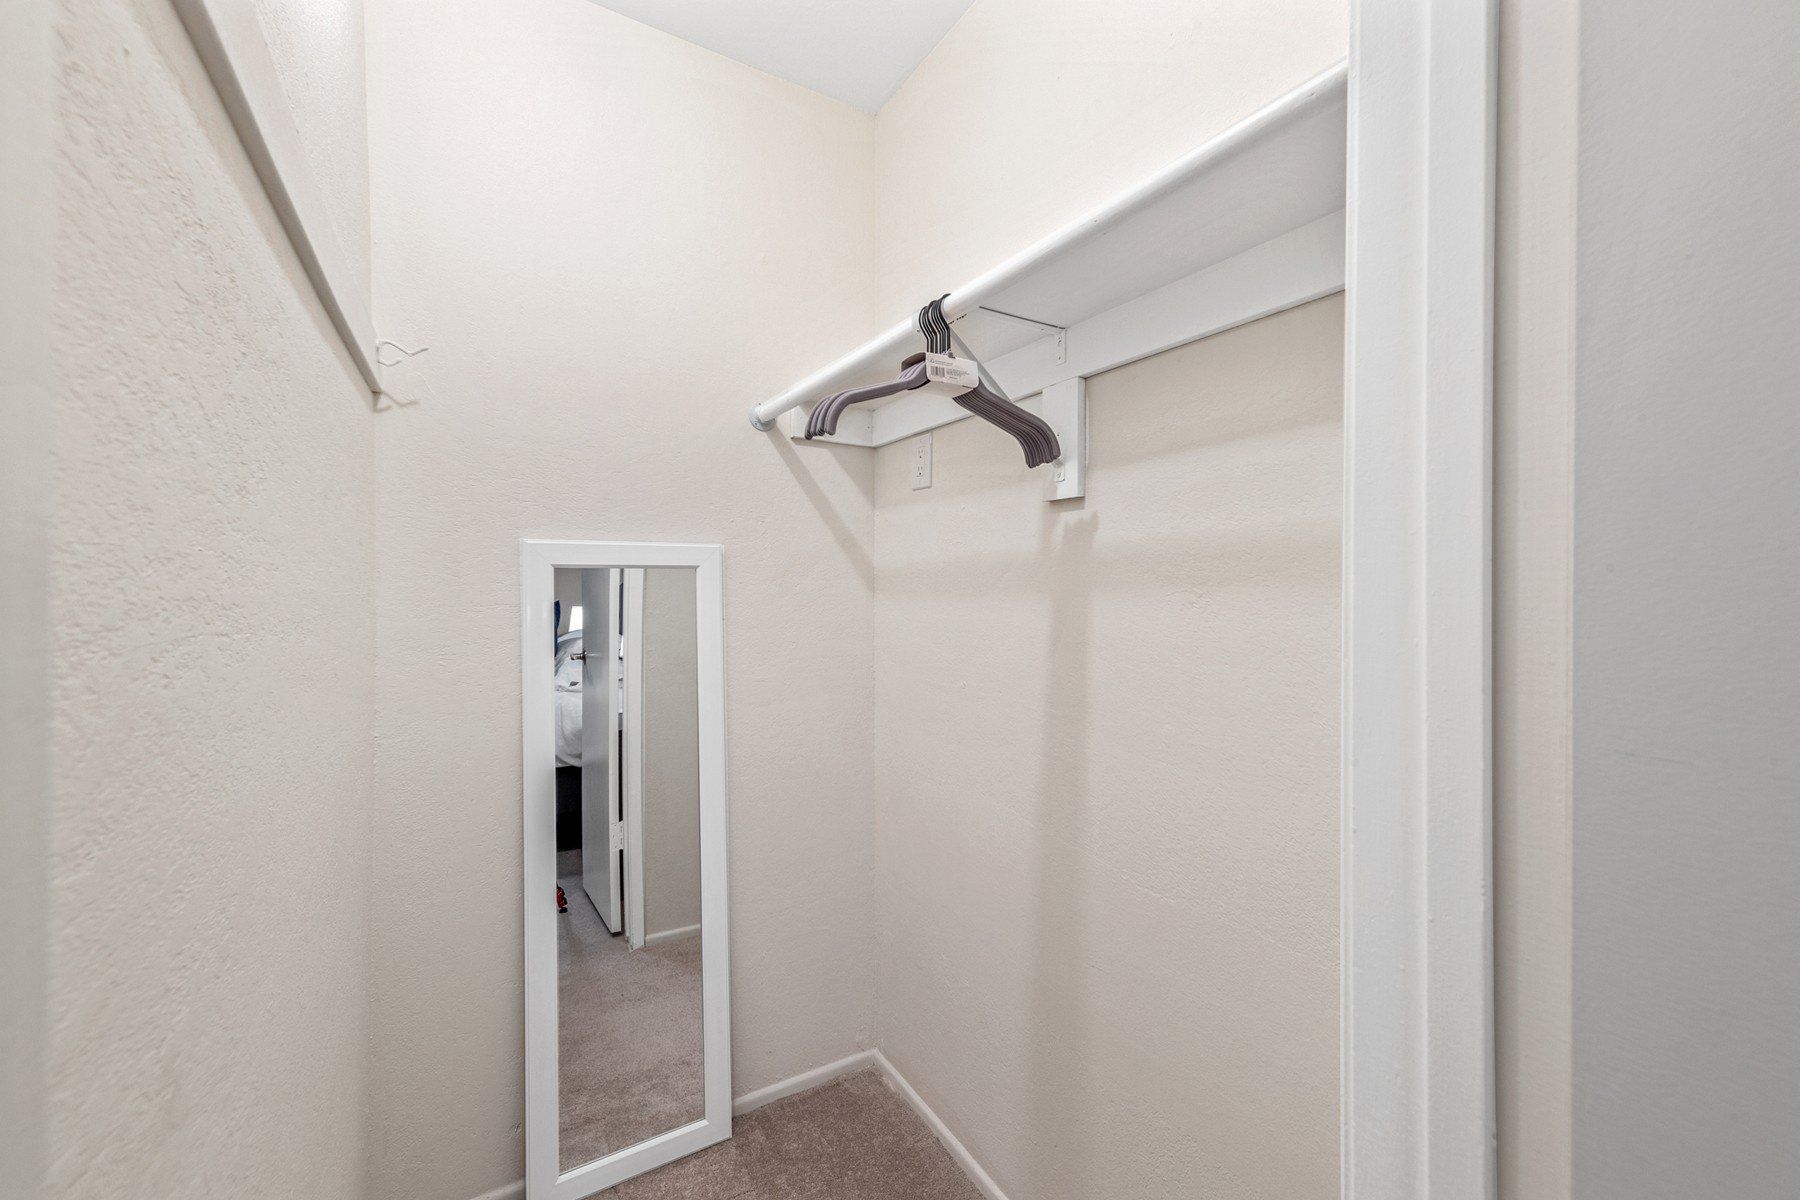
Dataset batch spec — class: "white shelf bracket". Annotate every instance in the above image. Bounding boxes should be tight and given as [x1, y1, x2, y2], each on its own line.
[171, 0, 385, 406]
[1041, 377, 1086, 501]
[965, 305, 1068, 365]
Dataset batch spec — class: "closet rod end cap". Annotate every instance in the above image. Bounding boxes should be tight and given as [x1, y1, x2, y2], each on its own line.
[748, 406, 776, 432]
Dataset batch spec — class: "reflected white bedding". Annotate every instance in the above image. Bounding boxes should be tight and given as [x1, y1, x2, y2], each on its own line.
[554, 631, 584, 766]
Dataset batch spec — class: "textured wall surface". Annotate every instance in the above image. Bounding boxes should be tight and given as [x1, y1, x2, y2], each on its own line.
[47, 0, 375, 1196]
[250, 0, 370, 295]
[363, 3, 881, 1197]
[40, 2, 1800, 1197]
[1571, 1, 1800, 1195]
[871, 297, 1344, 1200]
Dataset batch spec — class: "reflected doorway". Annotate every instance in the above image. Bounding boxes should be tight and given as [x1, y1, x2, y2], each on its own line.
[550, 566, 705, 1170]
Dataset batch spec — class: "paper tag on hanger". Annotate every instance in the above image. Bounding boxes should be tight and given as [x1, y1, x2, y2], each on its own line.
[924, 353, 980, 391]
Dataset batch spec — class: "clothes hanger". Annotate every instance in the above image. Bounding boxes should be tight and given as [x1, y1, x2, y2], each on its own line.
[807, 294, 971, 438]
[804, 302, 946, 438]
[929, 300, 1062, 467]
[806, 358, 928, 438]
[807, 299, 1064, 470]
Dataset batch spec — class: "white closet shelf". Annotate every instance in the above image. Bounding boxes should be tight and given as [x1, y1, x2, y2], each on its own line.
[751, 59, 1348, 491]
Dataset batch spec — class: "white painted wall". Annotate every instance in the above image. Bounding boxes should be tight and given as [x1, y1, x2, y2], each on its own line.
[362, 3, 882, 1197]
[872, 299, 1344, 1200]
[46, 0, 375, 1197]
[641, 568, 702, 939]
[250, 0, 370, 295]
[865, 8, 1346, 1197]
[362, 4, 1349, 1197]
[587, 0, 980, 113]
[1571, 1, 1800, 1195]
[874, 0, 1347, 315]
[32, 3, 1800, 1198]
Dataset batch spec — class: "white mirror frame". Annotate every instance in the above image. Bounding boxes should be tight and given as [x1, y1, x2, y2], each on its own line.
[519, 540, 732, 1199]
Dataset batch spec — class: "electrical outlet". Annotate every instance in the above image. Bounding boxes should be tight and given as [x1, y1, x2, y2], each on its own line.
[910, 432, 932, 490]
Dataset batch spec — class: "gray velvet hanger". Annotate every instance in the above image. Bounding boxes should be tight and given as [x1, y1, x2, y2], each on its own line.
[955, 381, 1060, 467]
[806, 298, 1063, 470]
[940, 314, 1058, 463]
[808, 301, 968, 439]
[925, 300, 1061, 468]
[806, 357, 928, 438]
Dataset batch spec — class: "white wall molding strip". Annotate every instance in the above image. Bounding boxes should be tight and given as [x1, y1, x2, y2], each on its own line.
[471, 1048, 1009, 1200]
[732, 1049, 881, 1115]
[463, 1181, 524, 1200]
[169, 0, 384, 404]
[736, 1050, 1011, 1200]
[869, 1051, 1011, 1200]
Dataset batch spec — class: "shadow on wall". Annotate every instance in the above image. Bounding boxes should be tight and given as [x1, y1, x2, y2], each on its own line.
[769, 433, 877, 588]
[1028, 506, 1100, 1200]
[868, 297, 1345, 1198]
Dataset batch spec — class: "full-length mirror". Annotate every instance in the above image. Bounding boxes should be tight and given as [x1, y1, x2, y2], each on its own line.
[521, 542, 729, 1199]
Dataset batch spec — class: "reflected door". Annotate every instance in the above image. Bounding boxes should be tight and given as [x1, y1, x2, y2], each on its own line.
[563, 567, 706, 1170]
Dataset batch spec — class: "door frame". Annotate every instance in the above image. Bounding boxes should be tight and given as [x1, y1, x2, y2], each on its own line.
[1, 0, 53, 1187]
[1342, 1, 1497, 1198]
[521, 540, 732, 1199]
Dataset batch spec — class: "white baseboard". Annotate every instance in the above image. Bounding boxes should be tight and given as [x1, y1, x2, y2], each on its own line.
[732, 1049, 879, 1115]
[464, 1181, 523, 1200]
[469, 1048, 1008, 1200]
[732, 1049, 1009, 1200]
[869, 1051, 1010, 1200]
[642, 923, 700, 948]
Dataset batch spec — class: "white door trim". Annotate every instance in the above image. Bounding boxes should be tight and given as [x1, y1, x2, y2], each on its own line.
[521, 541, 732, 1199]
[1342, 2, 1497, 1198]
[1, 0, 53, 1189]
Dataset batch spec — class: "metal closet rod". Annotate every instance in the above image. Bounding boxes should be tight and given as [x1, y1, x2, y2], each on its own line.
[746, 57, 1348, 432]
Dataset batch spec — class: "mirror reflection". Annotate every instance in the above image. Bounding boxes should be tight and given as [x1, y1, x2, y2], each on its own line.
[552, 566, 703, 1171]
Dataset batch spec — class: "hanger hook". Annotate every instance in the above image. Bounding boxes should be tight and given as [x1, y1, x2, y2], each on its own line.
[931, 295, 950, 353]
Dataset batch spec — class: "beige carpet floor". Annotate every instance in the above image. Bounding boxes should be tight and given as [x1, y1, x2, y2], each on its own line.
[600, 1069, 984, 1199]
[559, 854, 705, 1170]
[555, 855, 981, 1198]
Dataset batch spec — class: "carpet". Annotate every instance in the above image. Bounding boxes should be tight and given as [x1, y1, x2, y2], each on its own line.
[602, 1069, 985, 1199]
[559, 856, 705, 1170]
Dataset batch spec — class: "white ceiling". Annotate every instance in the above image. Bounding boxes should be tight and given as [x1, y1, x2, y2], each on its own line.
[589, 0, 979, 113]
